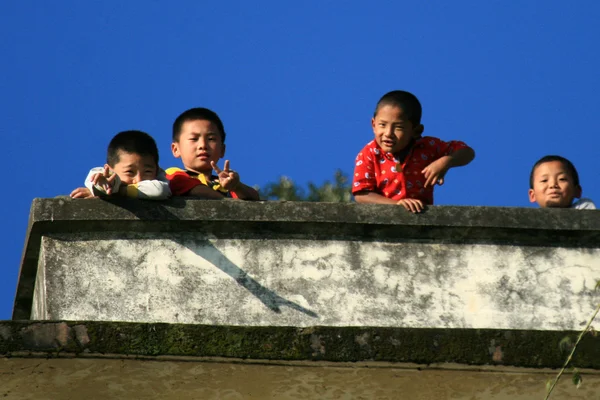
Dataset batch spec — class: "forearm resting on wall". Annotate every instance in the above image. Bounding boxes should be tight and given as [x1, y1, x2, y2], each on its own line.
[353, 191, 399, 204]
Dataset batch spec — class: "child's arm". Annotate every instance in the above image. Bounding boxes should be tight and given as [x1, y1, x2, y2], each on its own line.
[70, 187, 95, 199]
[116, 168, 171, 200]
[212, 161, 260, 201]
[187, 185, 228, 199]
[422, 145, 475, 187]
[117, 181, 171, 200]
[354, 191, 425, 213]
[230, 182, 260, 201]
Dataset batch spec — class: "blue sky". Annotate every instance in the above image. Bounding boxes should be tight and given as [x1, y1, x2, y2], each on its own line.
[1, 1, 599, 319]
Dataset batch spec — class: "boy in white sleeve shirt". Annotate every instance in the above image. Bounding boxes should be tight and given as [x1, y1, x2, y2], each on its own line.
[529, 155, 595, 209]
[70, 130, 171, 200]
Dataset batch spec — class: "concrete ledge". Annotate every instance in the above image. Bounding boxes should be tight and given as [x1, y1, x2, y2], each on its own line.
[13, 198, 600, 328]
[1, 320, 599, 369]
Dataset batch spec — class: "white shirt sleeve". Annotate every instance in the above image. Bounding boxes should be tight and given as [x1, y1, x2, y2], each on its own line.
[126, 168, 171, 200]
[572, 198, 596, 210]
[84, 167, 121, 196]
[133, 180, 171, 200]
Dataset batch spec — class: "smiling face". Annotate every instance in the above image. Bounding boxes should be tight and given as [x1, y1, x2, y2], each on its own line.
[372, 105, 423, 154]
[529, 160, 582, 208]
[110, 151, 158, 184]
[171, 119, 225, 175]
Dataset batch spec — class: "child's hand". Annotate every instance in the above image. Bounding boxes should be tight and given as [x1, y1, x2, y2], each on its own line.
[91, 165, 118, 194]
[211, 160, 240, 191]
[397, 198, 424, 213]
[422, 156, 451, 187]
[70, 187, 96, 199]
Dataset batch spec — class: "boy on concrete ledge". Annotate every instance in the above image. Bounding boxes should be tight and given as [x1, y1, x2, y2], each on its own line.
[70, 130, 170, 200]
[166, 107, 259, 200]
[352, 90, 475, 213]
[529, 155, 595, 209]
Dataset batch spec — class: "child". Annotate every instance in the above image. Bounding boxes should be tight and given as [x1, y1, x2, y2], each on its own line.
[352, 90, 475, 213]
[529, 155, 595, 209]
[70, 130, 171, 200]
[166, 107, 259, 200]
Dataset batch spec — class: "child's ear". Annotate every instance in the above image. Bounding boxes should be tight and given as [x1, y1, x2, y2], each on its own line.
[371, 118, 377, 132]
[575, 185, 583, 199]
[171, 142, 180, 158]
[414, 124, 424, 137]
[528, 189, 537, 204]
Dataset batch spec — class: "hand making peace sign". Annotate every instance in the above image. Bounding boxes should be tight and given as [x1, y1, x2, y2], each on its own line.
[92, 165, 119, 194]
[211, 160, 240, 191]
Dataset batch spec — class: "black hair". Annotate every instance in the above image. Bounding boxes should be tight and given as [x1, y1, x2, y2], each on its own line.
[529, 155, 580, 189]
[374, 90, 422, 125]
[106, 130, 159, 167]
[172, 107, 226, 143]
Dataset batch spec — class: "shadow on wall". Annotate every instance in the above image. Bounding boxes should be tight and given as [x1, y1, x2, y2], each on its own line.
[110, 197, 318, 319]
[173, 237, 319, 319]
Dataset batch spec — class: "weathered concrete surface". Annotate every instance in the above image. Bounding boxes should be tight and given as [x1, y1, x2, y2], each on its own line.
[14, 198, 600, 330]
[2, 320, 600, 399]
[2, 321, 600, 368]
[3, 357, 600, 400]
[31, 233, 600, 330]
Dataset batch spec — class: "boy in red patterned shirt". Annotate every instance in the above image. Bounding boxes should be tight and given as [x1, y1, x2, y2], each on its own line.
[352, 90, 475, 213]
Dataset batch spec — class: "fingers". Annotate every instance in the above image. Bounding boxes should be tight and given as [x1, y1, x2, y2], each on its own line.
[70, 188, 92, 199]
[211, 161, 222, 174]
[91, 173, 102, 185]
[397, 199, 424, 213]
[438, 177, 444, 186]
[223, 160, 230, 172]
[424, 173, 437, 188]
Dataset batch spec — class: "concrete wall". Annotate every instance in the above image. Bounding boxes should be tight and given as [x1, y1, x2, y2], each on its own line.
[14, 198, 600, 331]
[4, 357, 600, 400]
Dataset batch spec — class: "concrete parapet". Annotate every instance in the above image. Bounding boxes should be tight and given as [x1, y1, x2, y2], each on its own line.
[13, 198, 600, 331]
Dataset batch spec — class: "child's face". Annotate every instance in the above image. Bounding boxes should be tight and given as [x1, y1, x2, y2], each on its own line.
[110, 151, 158, 185]
[372, 105, 423, 154]
[171, 119, 225, 175]
[529, 161, 581, 208]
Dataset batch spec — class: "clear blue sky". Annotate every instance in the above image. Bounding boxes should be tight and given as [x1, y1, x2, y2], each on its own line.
[1, 1, 599, 319]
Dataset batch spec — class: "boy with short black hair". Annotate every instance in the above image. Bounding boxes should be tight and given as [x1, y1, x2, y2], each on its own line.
[166, 107, 259, 200]
[70, 130, 170, 200]
[352, 90, 475, 213]
[528, 155, 595, 209]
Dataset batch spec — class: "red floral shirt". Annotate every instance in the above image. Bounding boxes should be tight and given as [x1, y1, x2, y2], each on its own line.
[352, 136, 469, 204]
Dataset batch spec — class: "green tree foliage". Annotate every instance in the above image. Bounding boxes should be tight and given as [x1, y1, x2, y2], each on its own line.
[261, 169, 352, 202]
